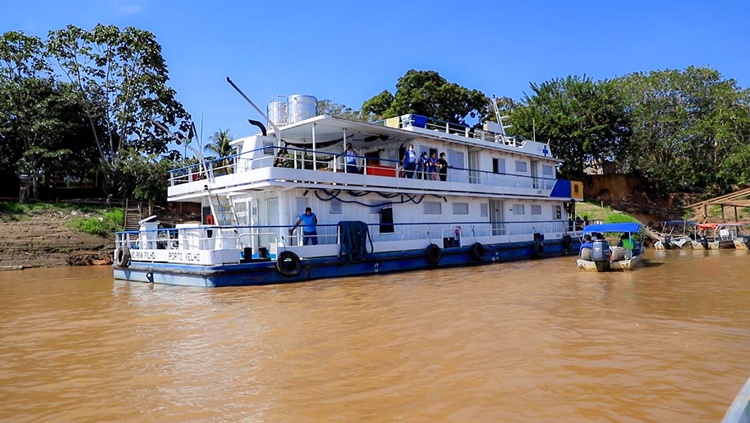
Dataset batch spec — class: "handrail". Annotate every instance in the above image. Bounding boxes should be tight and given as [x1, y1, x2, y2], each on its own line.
[168, 145, 558, 191]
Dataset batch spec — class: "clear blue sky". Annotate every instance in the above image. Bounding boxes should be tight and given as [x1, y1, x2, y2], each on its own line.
[2, 0, 749, 143]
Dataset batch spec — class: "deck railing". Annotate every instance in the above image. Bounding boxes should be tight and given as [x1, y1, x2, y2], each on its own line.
[168, 146, 557, 191]
[115, 219, 577, 258]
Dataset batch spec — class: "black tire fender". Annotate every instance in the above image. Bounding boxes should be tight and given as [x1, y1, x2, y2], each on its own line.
[276, 250, 301, 277]
[562, 234, 572, 250]
[425, 243, 442, 267]
[114, 246, 131, 268]
[533, 241, 545, 258]
[469, 242, 486, 262]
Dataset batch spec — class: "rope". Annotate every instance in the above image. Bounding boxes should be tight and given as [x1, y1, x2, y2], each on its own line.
[338, 221, 373, 263]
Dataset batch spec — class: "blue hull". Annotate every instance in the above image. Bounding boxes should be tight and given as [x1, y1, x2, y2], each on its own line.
[113, 239, 580, 288]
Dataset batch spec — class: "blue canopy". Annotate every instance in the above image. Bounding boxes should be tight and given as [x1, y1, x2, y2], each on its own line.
[581, 222, 642, 234]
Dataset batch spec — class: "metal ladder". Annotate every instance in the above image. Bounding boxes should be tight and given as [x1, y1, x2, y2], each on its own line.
[206, 191, 238, 226]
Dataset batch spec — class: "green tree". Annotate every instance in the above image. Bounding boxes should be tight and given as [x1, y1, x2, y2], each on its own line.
[617, 67, 750, 193]
[116, 149, 176, 206]
[1, 31, 99, 200]
[361, 70, 489, 124]
[510, 75, 632, 178]
[204, 129, 235, 173]
[317, 99, 363, 120]
[46, 24, 190, 194]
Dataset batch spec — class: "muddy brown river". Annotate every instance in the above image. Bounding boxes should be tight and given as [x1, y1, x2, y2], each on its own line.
[1, 249, 748, 422]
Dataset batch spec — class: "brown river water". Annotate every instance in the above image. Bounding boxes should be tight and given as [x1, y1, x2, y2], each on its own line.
[1, 249, 749, 422]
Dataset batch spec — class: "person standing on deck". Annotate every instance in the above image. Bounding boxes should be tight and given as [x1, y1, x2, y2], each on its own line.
[416, 152, 428, 179]
[344, 143, 358, 174]
[437, 152, 448, 181]
[401, 144, 417, 178]
[290, 207, 318, 245]
[427, 152, 439, 180]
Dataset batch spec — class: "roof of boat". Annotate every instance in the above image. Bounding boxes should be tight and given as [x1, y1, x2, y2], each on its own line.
[582, 222, 643, 234]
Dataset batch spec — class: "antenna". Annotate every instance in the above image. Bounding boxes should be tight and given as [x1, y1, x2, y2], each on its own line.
[226, 77, 282, 146]
[490, 95, 512, 137]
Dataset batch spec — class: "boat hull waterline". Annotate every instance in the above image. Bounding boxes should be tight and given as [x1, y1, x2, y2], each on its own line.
[114, 241, 575, 288]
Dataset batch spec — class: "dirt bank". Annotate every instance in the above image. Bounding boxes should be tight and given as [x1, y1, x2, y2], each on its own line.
[0, 210, 115, 269]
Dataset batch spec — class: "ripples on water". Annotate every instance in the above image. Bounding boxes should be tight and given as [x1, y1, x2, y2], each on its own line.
[0, 250, 749, 422]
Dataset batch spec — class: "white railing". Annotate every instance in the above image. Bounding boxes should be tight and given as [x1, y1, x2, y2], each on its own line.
[168, 146, 557, 192]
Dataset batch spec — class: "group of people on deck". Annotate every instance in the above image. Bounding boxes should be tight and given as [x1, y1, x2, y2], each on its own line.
[341, 143, 449, 180]
[400, 144, 448, 181]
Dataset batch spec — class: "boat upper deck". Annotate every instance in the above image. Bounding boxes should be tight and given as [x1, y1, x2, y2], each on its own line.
[168, 113, 578, 203]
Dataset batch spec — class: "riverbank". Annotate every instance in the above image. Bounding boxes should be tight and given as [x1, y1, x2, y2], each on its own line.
[0, 209, 114, 269]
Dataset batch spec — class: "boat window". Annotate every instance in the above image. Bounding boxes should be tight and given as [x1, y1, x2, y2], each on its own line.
[531, 205, 542, 215]
[452, 202, 469, 215]
[515, 160, 528, 173]
[424, 201, 442, 215]
[480, 203, 489, 217]
[554, 205, 562, 219]
[542, 164, 554, 176]
[330, 200, 342, 214]
[512, 204, 525, 215]
[493, 158, 505, 174]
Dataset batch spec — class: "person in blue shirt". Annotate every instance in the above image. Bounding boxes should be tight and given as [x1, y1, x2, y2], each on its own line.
[579, 234, 593, 256]
[416, 152, 428, 179]
[427, 152, 439, 180]
[289, 207, 318, 245]
[401, 144, 417, 178]
[344, 143, 358, 174]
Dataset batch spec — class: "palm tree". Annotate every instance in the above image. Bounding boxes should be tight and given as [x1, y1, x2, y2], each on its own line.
[203, 129, 236, 174]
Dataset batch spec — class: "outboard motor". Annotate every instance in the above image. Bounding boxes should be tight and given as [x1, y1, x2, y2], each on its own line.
[664, 235, 672, 250]
[591, 239, 611, 272]
[700, 235, 709, 249]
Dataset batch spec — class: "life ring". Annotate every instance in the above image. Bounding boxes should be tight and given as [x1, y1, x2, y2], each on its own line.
[114, 246, 131, 268]
[425, 243, 442, 266]
[276, 250, 301, 277]
[562, 234, 572, 250]
[533, 241, 545, 258]
[205, 214, 215, 225]
[469, 242, 486, 262]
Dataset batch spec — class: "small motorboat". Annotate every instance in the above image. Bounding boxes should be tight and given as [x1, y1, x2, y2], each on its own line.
[577, 222, 644, 272]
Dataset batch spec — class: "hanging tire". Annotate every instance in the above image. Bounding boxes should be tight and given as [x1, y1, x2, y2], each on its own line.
[425, 243, 442, 267]
[114, 246, 131, 268]
[469, 242, 486, 262]
[533, 241, 545, 258]
[276, 250, 301, 277]
[562, 234, 572, 250]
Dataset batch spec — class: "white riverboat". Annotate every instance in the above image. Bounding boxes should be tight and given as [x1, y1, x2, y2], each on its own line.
[113, 82, 583, 287]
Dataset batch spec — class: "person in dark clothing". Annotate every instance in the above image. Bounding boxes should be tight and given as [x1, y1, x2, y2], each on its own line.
[437, 152, 448, 181]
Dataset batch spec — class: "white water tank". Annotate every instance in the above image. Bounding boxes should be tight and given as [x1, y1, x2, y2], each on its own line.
[267, 97, 287, 127]
[288, 94, 317, 124]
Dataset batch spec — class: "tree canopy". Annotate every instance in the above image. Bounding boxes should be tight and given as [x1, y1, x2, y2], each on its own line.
[362, 70, 489, 125]
[1, 26, 190, 200]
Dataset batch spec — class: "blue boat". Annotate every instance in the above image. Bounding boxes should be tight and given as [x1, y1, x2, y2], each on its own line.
[113, 83, 583, 287]
[576, 222, 644, 272]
